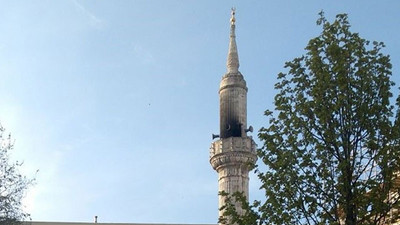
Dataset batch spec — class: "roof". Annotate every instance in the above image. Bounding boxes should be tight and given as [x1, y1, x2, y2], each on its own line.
[24, 222, 216, 225]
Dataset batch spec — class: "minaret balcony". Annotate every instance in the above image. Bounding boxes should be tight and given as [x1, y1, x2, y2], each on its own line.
[209, 136, 257, 171]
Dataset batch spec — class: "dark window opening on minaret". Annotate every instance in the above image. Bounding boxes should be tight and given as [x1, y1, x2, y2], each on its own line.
[220, 119, 241, 138]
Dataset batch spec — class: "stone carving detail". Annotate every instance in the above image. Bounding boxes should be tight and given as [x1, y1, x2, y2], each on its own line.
[210, 136, 257, 171]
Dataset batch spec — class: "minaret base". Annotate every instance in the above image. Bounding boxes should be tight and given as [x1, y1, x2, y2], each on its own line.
[210, 137, 257, 219]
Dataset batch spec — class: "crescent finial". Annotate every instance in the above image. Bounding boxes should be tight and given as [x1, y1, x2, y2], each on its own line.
[230, 7, 236, 25]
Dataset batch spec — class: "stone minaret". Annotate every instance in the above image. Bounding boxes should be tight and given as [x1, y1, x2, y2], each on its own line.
[210, 9, 257, 221]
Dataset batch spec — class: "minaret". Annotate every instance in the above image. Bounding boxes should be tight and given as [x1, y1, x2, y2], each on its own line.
[210, 8, 257, 221]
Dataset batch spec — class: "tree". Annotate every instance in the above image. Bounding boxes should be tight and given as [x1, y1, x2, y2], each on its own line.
[222, 12, 400, 225]
[0, 124, 33, 224]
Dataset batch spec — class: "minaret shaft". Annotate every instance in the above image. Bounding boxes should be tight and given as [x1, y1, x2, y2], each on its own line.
[219, 80, 247, 138]
[210, 9, 257, 223]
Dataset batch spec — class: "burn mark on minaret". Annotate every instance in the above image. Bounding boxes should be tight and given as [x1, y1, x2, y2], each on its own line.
[220, 119, 241, 138]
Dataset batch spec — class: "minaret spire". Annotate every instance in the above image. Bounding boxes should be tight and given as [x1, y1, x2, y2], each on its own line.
[227, 7, 239, 73]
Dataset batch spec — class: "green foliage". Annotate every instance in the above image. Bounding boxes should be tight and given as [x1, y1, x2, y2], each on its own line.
[219, 191, 261, 225]
[223, 12, 400, 225]
[0, 125, 33, 224]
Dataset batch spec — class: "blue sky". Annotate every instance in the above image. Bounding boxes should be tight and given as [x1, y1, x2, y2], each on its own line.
[1, 1, 400, 224]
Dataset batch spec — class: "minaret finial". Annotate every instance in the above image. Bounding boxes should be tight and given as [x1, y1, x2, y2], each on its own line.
[227, 7, 239, 73]
[230, 7, 236, 25]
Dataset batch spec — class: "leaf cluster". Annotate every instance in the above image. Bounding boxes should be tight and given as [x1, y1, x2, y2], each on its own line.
[219, 191, 261, 225]
[0, 125, 34, 224]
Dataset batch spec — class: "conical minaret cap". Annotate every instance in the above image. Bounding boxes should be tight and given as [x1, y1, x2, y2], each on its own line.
[226, 8, 239, 74]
